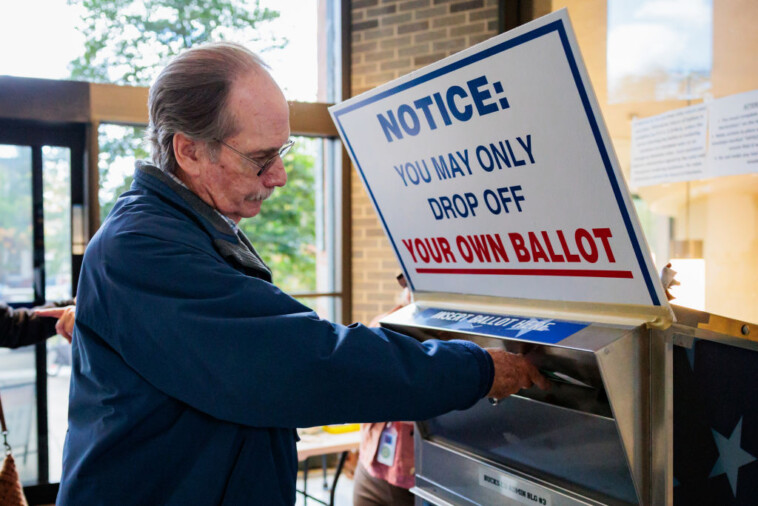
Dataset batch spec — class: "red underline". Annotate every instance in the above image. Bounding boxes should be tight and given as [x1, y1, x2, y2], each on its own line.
[415, 268, 634, 279]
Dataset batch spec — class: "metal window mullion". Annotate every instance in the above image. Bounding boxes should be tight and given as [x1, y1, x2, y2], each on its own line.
[340, 0, 352, 324]
[31, 145, 50, 484]
[324, 139, 338, 320]
[291, 292, 342, 299]
[71, 124, 87, 291]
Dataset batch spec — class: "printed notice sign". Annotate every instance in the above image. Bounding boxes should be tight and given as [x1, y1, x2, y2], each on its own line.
[630, 104, 708, 188]
[630, 89, 758, 187]
[708, 89, 758, 177]
[330, 10, 666, 307]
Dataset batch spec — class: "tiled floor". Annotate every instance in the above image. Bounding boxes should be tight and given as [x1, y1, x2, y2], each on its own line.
[295, 466, 355, 506]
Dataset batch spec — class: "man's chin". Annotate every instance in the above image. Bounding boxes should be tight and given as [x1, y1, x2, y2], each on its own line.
[240, 200, 264, 219]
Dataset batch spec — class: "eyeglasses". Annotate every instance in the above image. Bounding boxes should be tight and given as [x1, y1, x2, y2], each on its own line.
[214, 138, 295, 177]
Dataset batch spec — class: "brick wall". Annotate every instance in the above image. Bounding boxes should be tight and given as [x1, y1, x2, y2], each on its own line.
[349, 0, 500, 324]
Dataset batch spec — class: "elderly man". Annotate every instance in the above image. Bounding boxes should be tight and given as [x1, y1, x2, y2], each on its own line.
[58, 42, 547, 505]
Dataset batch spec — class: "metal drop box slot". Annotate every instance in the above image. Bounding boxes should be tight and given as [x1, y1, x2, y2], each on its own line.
[381, 303, 672, 506]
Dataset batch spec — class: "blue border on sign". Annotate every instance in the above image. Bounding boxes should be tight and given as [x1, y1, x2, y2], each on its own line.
[333, 19, 660, 306]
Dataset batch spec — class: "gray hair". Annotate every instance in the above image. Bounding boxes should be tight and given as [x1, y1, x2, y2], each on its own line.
[147, 42, 267, 173]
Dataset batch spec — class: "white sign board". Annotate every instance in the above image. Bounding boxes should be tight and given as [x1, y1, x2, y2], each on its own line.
[330, 10, 667, 308]
[630, 104, 708, 188]
[708, 89, 758, 177]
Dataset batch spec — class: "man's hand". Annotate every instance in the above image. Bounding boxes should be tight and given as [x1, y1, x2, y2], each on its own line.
[486, 348, 550, 399]
[35, 306, 76, 343]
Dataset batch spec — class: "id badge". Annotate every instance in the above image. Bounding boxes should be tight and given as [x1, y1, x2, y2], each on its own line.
[376, 423, 398, 466]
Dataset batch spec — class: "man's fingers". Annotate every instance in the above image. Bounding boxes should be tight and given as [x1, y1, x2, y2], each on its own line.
[520, 378, 532, 391]
[37, 306, 76, 342]
[56, 320, 73, 343]
[529, 366, 551, 391]
[35, 307, 66, 318]
[486, 349, 553, 398]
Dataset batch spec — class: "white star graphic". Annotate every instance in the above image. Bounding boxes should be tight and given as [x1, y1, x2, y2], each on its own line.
[452, 320, 479, 331]
[514, 318, 553, 338]
[708, 417, 757, 497]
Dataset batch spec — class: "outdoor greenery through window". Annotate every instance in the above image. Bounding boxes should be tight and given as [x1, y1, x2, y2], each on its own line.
[238, 137, 319, 294]
[87, 0, 340, 319]
[98, 125, 149, 222]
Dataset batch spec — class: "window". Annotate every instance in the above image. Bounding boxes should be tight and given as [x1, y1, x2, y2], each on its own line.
[0, 145, 36, 484]
[0, 145, 33, 303]
[607, 0, 713, 104]
[239, 136, 343, 320]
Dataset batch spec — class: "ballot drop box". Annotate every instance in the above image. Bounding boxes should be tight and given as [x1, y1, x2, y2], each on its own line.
[330, 9, 756, 506]
[379, 300, 756, 506]
[382, 299, 665, 506]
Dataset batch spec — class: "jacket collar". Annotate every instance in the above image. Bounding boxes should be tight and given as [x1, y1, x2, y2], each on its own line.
[132, 161, 272, 282]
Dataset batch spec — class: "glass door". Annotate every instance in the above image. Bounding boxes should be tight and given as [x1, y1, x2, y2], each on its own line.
[0, 143, 38, 484]
[41, 145, 73, 483]
[0, 120, 85, 503]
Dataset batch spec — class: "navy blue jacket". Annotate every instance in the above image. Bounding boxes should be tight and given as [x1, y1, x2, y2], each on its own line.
[58, 163, 493, 505]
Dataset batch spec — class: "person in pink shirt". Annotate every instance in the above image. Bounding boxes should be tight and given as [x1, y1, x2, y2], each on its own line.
[352, 273, 548, 505]
[353, 280, 416, 506]
[354, 420, 416, 505]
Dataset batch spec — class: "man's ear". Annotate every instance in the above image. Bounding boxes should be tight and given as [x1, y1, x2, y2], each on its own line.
[173, 133, 204, 176]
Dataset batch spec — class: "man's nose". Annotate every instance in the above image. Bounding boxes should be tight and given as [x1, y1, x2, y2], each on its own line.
[263, 158, 287, 187]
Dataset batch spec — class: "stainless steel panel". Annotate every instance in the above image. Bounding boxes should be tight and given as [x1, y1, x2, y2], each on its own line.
[417, 396, 638, 505]
[411, 486, 459, 506]
[559, 324, 636, 354]
[649, 327, 673, 506]
[384, 305, 696, 505]
[595, 327, 649, 504]
[415, 436, 623, 505]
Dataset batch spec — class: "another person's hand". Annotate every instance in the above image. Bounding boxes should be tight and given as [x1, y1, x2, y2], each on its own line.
[660, 262, 680, 301]
[485, 348, 550, 399]
[398, 287, 411, 306]
[35, 305, 76, 343]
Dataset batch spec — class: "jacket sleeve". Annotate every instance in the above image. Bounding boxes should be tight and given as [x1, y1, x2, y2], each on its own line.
[76, 222, 493, 429]
[0, 303, 60, 349]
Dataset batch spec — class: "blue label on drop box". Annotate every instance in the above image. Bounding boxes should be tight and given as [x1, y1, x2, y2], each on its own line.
[410, 307, 589, 345]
